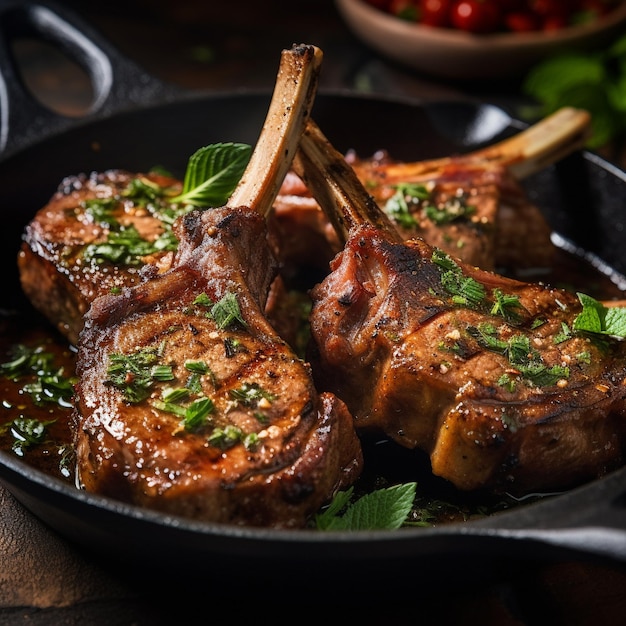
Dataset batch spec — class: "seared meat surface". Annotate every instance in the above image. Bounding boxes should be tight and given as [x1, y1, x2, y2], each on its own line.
[19, 169, 183, 344]
[350, 156, 554, 272]
[295, 120, 626, 494]
[73, 44, 363, 528]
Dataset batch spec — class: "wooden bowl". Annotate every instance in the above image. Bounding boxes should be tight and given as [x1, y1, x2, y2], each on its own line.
[335, 0, 626, 80]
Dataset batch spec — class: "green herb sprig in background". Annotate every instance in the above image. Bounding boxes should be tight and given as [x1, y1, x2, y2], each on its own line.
[522, 33, 626, 150]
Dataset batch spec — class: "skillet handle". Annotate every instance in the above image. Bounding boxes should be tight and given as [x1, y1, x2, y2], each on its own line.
[0, 0, 182, 158]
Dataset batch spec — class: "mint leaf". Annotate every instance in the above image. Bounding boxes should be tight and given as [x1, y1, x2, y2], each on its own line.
[172, 142, 251, 207]
[573, 293, 626, 337]
[315, 483, 417, 531]
[522, 34, 626, 149]
[524, 54, 606, 108]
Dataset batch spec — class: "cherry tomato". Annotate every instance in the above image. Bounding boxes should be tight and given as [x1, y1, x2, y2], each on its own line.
[530, 0, 568, 19]
[504, 11, 540, 32]
[542, 15, 568, 30]
[389, 0, 418, 20]
[419, 0, 453, 27]
[363, 0, 393, 10]
[450, 0, 502, 33]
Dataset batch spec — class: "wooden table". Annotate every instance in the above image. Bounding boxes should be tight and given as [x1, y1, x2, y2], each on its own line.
[1, 1, 626, 623]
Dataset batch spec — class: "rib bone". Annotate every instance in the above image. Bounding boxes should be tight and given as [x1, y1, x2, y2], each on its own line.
[366, 106, 592, 185]
[292, 118, 402, 243]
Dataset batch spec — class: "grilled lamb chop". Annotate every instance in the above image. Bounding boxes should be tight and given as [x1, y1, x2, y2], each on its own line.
[18, 170, 185, 344]
[271, 107, 591, 275]
[294, 119, 626, 495]
[73, 44, 363, 528]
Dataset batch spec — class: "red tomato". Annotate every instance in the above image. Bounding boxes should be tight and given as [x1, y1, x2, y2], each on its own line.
[542, 15, 568, 30]
[362, 0, 394, 10]
[504, 11, 540, 32]
[389, 0, 418, 19]
[530, 0, 568, 18]
[419, 0, 453, 27]
[450, 0, 502, 33]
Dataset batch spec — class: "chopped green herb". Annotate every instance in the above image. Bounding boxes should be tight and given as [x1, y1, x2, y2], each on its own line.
[553, 322, 572, 344]
[423, 194, 475, 225]
[185, 360, 209, 374]
[243, 432, 260, 451]
[1, 344, 76, 408]
[8, 417, 55, 456]
[468, 325, 570, 388]
[208, 424, 244, 449]
[161, 387, 191, 404]
[497, 373, 517, 392]
[84, 224, 177, 266]
[490, 289, 523, 322]
[105, 345, 170, 403]
[211, 292, 246, 329]
[81, 197, 118, 227]
[229, 382, 275, 408]
[383, 183, 428, 228]
[122, 176, 165, 206]
[192, 293, 213, 308]
[182, 397, 214, 431]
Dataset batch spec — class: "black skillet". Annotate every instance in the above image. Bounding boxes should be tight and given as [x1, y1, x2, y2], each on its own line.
[1, 0, 626, 593]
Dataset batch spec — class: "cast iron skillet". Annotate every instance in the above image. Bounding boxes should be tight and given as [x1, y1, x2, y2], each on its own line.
[1, 0, 625, 592]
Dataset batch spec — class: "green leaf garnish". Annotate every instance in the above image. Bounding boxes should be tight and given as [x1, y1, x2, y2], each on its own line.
[171, 142, 251, 207]
[207, 424, 244, 449]
[573, 293, 626, 337]
[384, 182, 428, 228]
[1, 344, 76, 408]
[229, 382, 275, 408]
[315, 483, 417, 531]
[432, 250, 486, 309]
[522, 35, 626, 148]
[8, 417, 56, 456]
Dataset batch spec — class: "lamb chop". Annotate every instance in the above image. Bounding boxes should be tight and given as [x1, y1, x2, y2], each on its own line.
[18, 169, 188, 345]
[72, 44, 363, 529]
[294, 119, 626, 495]
[270, 107, 591, 276]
